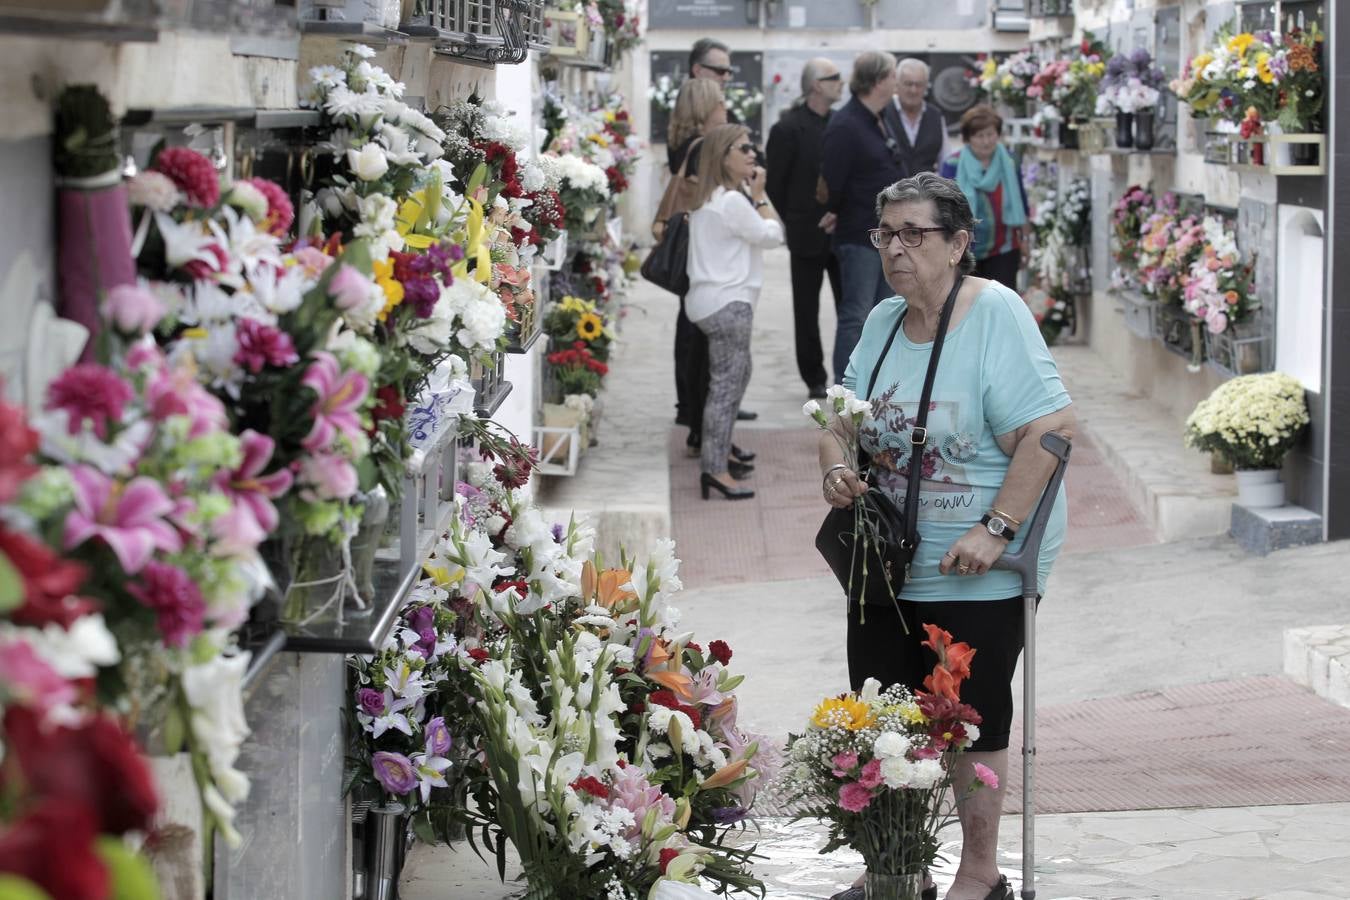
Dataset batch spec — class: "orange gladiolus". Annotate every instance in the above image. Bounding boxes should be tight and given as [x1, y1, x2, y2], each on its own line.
[920, 622, 977, 700]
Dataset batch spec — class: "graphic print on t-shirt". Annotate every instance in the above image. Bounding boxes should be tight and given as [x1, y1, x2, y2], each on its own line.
[859, 382, 980, 522]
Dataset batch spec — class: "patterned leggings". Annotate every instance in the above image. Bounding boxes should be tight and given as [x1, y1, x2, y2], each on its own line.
[695, 301, 754, 476]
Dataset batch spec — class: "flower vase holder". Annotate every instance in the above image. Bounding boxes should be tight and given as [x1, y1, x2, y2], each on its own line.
[1115, 289, 1156, 340]
[1268, 133, 1326, 176]
[1203, 131, 1237, 165]
[1003, 117, 1036, 146]
[535, 402, 585, 476]
[1060, 119, 1081, 151]
[471, 351, 510, 416]
[349, 485, 390, 613]
[540, 231, 568, 270]
[1076, 117, 1111, 154]
[579, 207, 609, 244]
[381, 379, 472, 576]
[1113, 112, 1134, 149]
[504, 299, 542, 353]
[1204, 322, 1270, 377]
[1154, 306, 1203, 364]
[364, 801, 408, 900]
[1134, 109, 1156, 151]
[1235, 468, 1285, 509]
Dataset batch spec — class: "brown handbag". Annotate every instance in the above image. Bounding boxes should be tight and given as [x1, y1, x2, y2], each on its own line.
[649, 138, 702, 240]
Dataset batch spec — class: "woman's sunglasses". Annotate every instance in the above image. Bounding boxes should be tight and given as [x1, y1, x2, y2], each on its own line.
[727, 142, 756, 155]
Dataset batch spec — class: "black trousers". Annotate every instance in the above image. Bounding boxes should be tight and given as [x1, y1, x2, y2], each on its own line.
[975, 248, 1021, 290]
[674, 295, 710, 433]
[789, 251, 842, 390]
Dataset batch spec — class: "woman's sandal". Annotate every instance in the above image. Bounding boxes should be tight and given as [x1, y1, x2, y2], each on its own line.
[980, 875, 1013, 900]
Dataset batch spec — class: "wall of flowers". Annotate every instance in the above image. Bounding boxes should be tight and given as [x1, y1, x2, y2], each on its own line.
[0, 0, 761, 890]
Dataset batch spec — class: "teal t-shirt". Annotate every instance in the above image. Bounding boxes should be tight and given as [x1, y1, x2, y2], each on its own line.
[843, 281, 1071, 601]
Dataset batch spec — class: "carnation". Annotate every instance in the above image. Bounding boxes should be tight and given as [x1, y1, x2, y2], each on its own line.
[128, 170, 183, 211]
[153, 146, 221, 208]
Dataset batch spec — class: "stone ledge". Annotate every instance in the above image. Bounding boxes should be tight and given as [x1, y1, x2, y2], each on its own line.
[1284, 624, 1350, 710]
[1230, 503, 1322, 556]
[1053, 346, 1235, 542]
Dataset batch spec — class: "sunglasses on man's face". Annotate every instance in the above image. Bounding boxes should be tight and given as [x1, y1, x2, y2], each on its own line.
[817, 73, 842, 82]
[699, 63, 734, 77]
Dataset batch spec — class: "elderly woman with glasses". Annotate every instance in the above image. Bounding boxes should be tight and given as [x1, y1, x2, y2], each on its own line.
[819, 172, 1075, 900]
[685, 123, 783, 501]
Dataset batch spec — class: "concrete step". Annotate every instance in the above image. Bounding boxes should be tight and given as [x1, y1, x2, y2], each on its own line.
[1285, 624, 1350, 710]
[1052, 344, 1235, 542]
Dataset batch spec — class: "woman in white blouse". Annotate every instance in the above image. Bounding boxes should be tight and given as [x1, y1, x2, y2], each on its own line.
[685, 124, 785, 500]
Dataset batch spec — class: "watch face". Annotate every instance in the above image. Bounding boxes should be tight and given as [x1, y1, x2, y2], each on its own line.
[986, 516, 1007, 536]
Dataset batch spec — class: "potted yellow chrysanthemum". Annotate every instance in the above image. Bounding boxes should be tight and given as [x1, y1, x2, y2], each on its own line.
[1184, 372, 1310, 508]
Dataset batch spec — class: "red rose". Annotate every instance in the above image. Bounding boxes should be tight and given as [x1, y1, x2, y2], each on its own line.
[648, 690, 680, 710]
[708, 640, 733, 666]
[0, 801, 108, 899]
[659, 848, 680, 873]
[3, 706, 159, 836]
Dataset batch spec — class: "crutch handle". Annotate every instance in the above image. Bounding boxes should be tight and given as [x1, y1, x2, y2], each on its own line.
[990, 431, 1072, 590]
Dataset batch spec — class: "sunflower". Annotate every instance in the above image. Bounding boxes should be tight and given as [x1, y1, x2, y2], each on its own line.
[576, 312, 604, 341]
[811, 695, 876, 731]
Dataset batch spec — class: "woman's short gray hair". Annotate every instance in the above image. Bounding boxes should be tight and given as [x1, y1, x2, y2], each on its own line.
[875, 173, 978, 275]
[849, 51, 897, 97]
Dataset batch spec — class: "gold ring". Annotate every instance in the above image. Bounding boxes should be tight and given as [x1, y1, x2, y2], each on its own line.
[958, 565, 970, 574]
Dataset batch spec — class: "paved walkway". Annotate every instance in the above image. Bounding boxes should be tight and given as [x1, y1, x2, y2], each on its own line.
[409, 249, 1350, 899]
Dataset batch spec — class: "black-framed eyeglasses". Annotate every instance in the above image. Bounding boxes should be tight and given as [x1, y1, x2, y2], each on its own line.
[698, 63, 734, 77]
[868, 226, 948, 249]
[817, 73, 842, 82]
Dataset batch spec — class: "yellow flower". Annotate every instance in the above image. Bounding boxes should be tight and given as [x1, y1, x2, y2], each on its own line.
[576, 312, 604, 341]
[588, 133, 610, 148]
[1255, 52, 1274, 84]
[372, 257, 405, 321]
[1192, 53, 1214, 78]
[811, 695, 876, 731]
[982, 59, 998, 79]
[1227, 33, 1255, 57]
[1000, 74, 1013, 89]
[561, 295, 592, 314]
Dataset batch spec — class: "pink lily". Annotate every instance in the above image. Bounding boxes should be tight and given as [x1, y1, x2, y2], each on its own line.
[214, 430, 293, 533]
[300, 352, 369, 452]
[63, 465, 183, 574]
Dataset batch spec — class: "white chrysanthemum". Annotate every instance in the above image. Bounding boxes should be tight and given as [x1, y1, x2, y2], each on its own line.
[128, 170, 183, 211]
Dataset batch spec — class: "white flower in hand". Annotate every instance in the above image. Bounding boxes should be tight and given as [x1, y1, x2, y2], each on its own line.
[347, 142, 390, 181]
[802, 399, 828, 427]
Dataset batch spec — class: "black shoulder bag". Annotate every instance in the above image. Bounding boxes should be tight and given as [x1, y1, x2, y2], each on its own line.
[640, 138, 701, 296]
[814, 275, 963, 613]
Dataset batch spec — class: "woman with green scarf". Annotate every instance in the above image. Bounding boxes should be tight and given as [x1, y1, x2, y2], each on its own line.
[940, 104, 1030, 288]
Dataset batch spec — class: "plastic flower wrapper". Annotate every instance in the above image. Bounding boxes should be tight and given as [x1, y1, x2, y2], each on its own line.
[784, 625, 991, 887]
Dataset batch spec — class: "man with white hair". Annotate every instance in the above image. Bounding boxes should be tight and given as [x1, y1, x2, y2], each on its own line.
[766, 57, 844, 399]
[893, 57, 951, 177]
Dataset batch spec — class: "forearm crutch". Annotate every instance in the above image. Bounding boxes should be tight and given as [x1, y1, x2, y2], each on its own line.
[990, 431, 1072, 900]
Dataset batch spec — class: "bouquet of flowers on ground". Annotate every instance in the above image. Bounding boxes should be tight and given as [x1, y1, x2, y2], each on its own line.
[969, 50, 1039, 117]
[785, 625, 994, 900]
[1184, 372, 1308, 471]
[1095, 49, 1167, 115]
[546, 341, 609, 399]
[1181, 215, 1257, 335]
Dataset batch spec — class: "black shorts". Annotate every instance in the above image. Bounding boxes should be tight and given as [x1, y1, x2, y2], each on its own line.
[846, 595, 1036, 752]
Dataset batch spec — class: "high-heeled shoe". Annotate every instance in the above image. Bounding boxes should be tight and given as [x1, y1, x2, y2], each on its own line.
[730, 444, 755, 463]
[728, 459, 753, 479]
[700, 473, 754, 500]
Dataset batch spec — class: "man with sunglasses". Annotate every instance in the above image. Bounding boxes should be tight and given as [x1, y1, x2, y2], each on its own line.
[767, 58, 845, 400]
[820, 50, 906, 385]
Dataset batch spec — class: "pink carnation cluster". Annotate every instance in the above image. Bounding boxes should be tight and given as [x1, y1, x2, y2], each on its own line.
[152, 146, 220, 209]
[244, 177, 296, 237]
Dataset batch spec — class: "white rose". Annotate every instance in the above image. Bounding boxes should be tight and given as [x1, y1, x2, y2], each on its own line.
[347, 142, 390, 181]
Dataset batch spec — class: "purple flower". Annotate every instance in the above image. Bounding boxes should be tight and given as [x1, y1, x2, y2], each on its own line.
[425, 717, 452, 756]
[407, 605, 437, 657]
[711, 806, 749, 825]
[551, 523, 564, 542]
[233, 318, 300, 374]
[402, 276, 439, 318]
[63, 466, 183, 574]
[372, 751, 417, 795]
[126, 560, 207, 647]
[358, 687, 386, 716]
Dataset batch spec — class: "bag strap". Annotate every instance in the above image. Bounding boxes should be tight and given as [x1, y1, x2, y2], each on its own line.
[655, 137, 704, 225]
[863, 275, 961, 547]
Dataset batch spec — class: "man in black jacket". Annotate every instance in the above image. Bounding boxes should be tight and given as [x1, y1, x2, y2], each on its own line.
[820, 50, 904, 385]
[766, 57, 844, 399]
